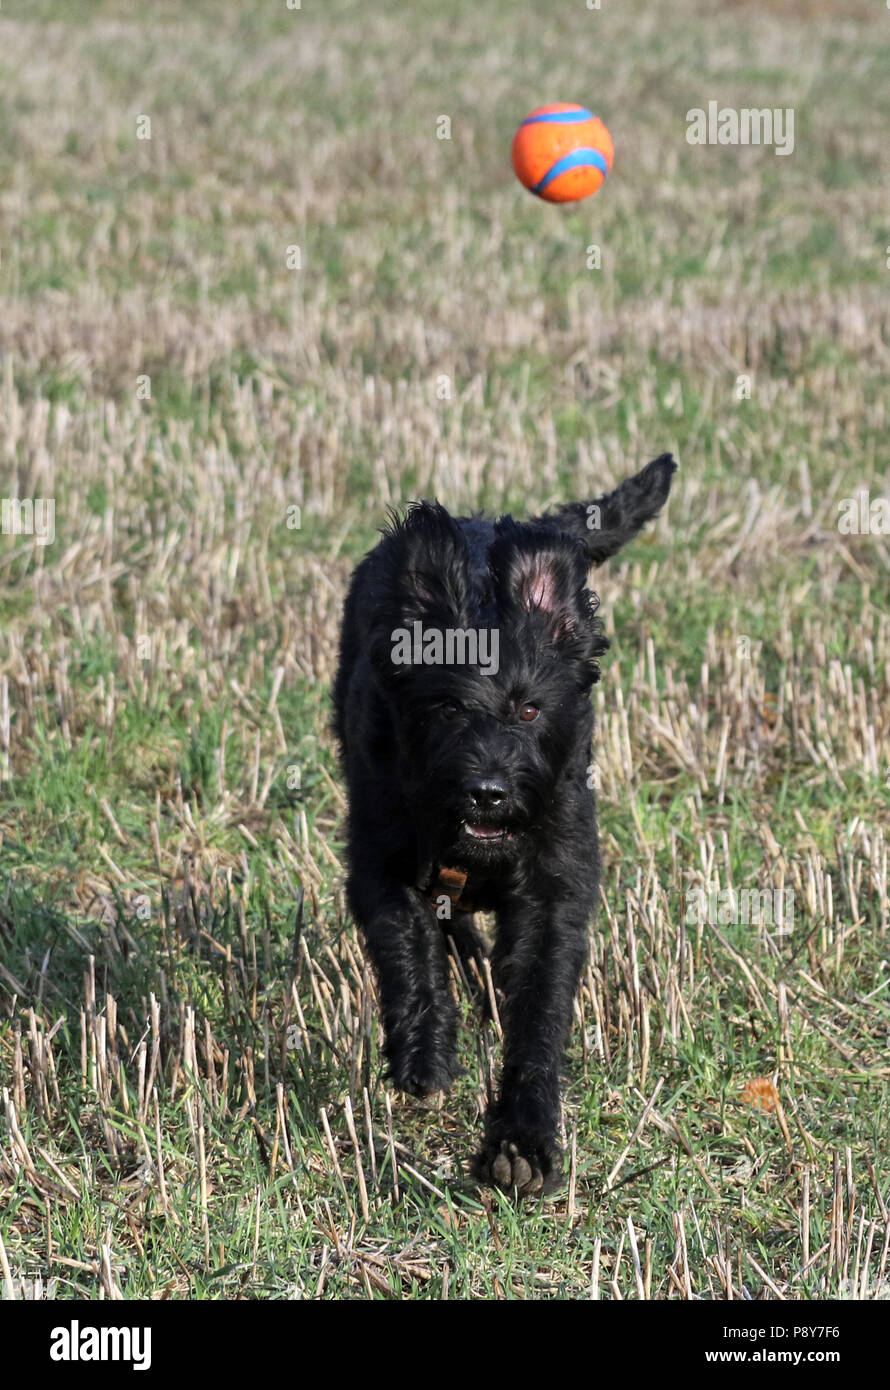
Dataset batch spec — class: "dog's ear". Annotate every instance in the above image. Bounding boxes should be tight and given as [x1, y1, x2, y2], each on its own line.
[382, 502, 470, 627]
[490, 525, 599, 651]
[509, 547, 582, 643]
[533, 453, 677, 565]
[369, 504, 471, 682]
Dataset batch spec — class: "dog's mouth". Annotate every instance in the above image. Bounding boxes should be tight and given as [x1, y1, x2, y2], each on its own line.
[460, 822, 514, 842]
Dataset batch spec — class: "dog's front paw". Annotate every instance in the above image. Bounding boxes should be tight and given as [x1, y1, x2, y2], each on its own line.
[472, 1137, 560, 1197]
[387, 1050, 460, 1099]
[384, 1003, 460, 1099]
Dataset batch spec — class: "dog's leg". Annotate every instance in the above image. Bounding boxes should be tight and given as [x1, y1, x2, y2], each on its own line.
[348, 871, 460, 1097]
[474, 896, 590, 1195]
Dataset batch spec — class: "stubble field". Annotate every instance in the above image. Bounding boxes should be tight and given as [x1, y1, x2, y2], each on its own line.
[1, 0, 889, 1299]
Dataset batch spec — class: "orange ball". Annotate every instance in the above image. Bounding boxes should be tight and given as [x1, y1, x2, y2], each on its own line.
[512, 103, 614, 203]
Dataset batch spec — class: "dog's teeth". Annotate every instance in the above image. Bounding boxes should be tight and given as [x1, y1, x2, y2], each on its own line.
[464, 824, 506, 840]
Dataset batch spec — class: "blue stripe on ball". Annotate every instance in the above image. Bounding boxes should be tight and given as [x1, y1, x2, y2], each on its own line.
[531, 147, 610, 194]
[522, 107, 595, 126]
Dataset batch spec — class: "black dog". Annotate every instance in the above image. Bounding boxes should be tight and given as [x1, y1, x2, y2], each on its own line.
[333, 455, 676, 1194]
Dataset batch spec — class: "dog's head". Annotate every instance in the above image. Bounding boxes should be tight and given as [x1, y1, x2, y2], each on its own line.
[367, 508, 600, 867]
[367, 458, 675, 867]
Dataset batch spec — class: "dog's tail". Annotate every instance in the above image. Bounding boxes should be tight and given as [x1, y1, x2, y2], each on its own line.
[533, 453, 677, 565]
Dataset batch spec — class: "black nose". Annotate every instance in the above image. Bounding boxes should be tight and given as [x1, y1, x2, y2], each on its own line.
[465, 777, 507, 812]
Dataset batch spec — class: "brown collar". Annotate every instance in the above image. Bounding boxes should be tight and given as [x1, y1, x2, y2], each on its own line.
[425, 864, 476, 913]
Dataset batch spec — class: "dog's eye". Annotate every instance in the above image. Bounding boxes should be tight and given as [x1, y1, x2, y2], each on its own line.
[441, 702, 460, 720]
[518, 703, 540, 722]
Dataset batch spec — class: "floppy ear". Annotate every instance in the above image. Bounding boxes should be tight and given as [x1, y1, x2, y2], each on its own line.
[369, 502, 471, 679]
[490, 524, 601, 653]
[509, 547, 583, 643]
[533, 453, 677, 565]
[382, 501, 471, 628]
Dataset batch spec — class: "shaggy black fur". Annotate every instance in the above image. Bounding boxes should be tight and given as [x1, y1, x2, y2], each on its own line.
[333, 454, 676, 1194]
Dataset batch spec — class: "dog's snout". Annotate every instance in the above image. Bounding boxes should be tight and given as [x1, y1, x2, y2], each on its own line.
[465, 777, 508, 812]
